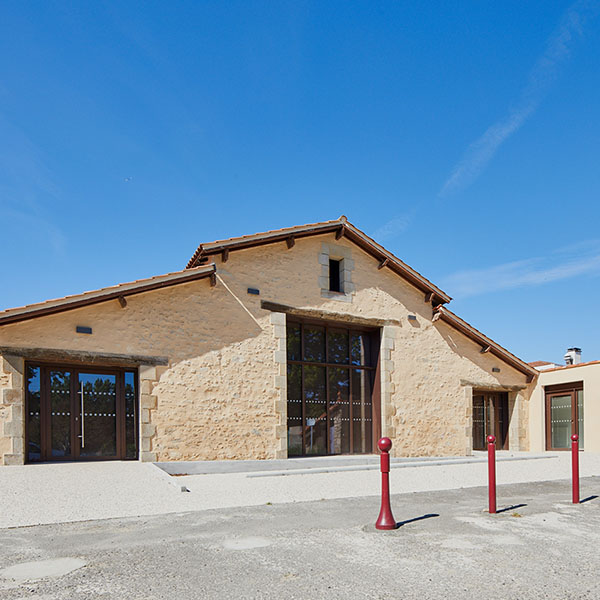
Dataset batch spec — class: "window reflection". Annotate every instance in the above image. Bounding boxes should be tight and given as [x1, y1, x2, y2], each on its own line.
[286, 321, 376, 455]
[27, 366, 41, 461]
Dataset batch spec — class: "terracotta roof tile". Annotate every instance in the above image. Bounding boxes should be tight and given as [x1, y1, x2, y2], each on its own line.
[187, 216, 452, 304]
[0, 265, 216, 326]
[432, 306, 537, 380]
[541, 360, 600, 372]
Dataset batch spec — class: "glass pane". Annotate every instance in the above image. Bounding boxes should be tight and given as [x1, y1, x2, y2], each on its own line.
[327, 329, 349, 365]
[79, 373, 117, 457]
[352, 369, 372, 453]
[287, 364, 303, 456]
[286, 322, 301, 361]
[472, 395, 485, 450]
[351, 332, 371, 366]
[328, 368, 350, 454]
[125, 372, 137, 459]
[27, 366, 41, 461]
[303, 365, 326, 455]
[303, 326, 325, 363]
[550, 394, 572, 449]
[50, 370, 72, 458]
[577, 390, 584, 449]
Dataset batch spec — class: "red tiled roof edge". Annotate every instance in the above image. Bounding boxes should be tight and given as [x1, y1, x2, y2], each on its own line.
[0, 265, 216, 326]
[433, 306, 537, 381]
[186, 216, 452, 305]
[540, 360, 600, 372]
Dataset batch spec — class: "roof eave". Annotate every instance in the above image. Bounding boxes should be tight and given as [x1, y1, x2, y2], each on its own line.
[433, 307, 537, 382]
[0, 265, 216, 327]
[187, 219, 451, 304]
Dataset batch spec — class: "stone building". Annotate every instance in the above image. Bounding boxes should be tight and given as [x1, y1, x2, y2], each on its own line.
[0, 217, 537, 466]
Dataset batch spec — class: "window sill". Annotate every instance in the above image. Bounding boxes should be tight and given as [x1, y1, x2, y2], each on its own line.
[320, 289, 353, 303]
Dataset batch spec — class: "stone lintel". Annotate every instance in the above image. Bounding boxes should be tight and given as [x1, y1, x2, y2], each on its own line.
[260, 301, 401, 328]
[0, 346, 168, 368]
[460, 379, 528, 392]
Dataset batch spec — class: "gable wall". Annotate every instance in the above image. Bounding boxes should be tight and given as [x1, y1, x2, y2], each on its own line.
[0, 232, 532, 462]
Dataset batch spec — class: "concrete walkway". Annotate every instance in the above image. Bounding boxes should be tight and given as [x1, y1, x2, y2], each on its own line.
[1, 453, 599, 529]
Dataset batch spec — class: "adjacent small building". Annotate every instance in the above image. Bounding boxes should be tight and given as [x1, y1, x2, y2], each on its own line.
[0, 217, 538, 466]
[529, 348, 600, 452]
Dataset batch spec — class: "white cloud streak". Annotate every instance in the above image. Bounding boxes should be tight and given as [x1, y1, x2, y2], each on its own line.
[373, 213, 413, 241]
[440, 241, 600, 298]
[439, 1, 598, 198]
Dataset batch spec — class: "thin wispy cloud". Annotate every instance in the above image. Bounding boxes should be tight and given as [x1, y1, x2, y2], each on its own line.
[373, 212, 413, 241]
[439, 1, 598, 198]
[441, 240, 600, 298]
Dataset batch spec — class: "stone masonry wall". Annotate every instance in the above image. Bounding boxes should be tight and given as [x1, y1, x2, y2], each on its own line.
[0, 355, 25, 465]
[0, 232, 532, 461]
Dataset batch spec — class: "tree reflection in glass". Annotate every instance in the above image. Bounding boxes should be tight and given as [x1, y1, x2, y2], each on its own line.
[303, 366, 326, 454]
[328, 368, 350, 453]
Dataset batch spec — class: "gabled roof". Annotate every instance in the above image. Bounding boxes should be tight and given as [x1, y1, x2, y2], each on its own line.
[432, 306, 537, 381]
[0, 265, 216, 326]
[186, 216, 452, 305]
[528, 360, 554, 367]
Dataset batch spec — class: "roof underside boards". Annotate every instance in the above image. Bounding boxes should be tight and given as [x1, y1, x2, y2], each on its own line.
[0, 265, 216, 326]
[432, 306, 537, 382]
[186, 216, 452, 305]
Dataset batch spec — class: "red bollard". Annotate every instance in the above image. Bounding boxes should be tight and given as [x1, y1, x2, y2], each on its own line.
[487, 434, 496, 514]
[571, 434, 580, 504]
[375, 437, 397, 530]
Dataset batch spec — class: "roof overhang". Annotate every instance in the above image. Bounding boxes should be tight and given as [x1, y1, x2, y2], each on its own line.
[187, 217, 451, 305]
[433, 306, 537, 382]
[0, 265, 216, 326]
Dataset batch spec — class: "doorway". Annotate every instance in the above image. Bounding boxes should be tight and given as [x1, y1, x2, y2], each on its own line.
[545, 382, 584, 451]
[472, 392, 509, 451]
[26, 363, 138, 462]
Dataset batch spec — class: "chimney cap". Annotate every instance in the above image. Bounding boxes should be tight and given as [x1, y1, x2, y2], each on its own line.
[567, 347, 582, 353]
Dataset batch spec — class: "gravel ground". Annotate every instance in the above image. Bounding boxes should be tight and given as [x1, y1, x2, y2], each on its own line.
[0, 478, 599, 599]
[1, 453, 599, 528]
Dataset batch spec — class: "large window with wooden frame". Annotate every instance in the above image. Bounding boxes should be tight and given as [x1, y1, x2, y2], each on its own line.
[286, 320, 380, 456]
[545, 381, 584, 451]
[26, 363, 138, 462]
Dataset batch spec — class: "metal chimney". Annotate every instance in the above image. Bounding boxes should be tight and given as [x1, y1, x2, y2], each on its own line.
[564, 347, 582, 365]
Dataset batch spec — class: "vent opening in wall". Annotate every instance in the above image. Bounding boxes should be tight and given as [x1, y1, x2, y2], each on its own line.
[329, 259, 342, 292]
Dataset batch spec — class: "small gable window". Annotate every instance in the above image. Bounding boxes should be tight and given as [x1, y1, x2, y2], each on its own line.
[319, 242, 354, 302]
[329, 259, 342, 293]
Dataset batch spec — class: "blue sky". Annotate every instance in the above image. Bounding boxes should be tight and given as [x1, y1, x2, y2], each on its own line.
[1, 1, 599, 365]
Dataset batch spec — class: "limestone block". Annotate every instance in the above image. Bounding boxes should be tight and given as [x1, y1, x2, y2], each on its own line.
[141, 423, 156, 437]
[12, 436, 23, 454]
[2, 389, 21, 405]
[140, 395, 157, 409]
[139, 366, 157, 381]
[272, 325, 285, 339]
[269, 312, 286, 326]
[3, 420, 23, 437]
[140, 451, 157, 462]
